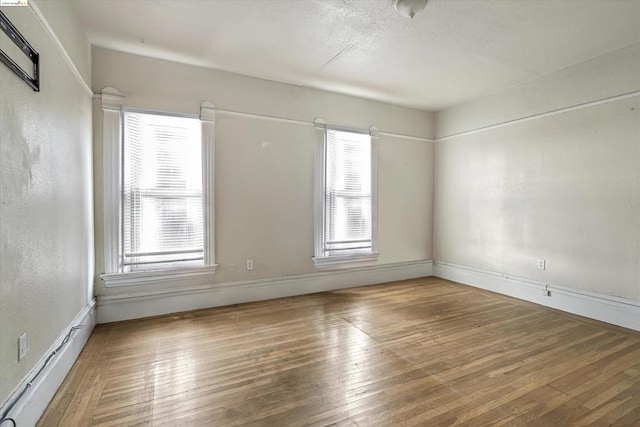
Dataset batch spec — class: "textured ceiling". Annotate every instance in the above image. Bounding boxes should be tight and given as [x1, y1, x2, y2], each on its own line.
[71, 0, 640, 111]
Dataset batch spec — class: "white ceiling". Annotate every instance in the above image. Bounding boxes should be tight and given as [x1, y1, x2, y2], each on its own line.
[72, 0, 640, 111]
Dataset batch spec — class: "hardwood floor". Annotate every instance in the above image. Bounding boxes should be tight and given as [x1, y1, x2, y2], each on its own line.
[39, 277, 640, 426]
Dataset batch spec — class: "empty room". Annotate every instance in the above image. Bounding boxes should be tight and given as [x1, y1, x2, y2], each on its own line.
[1, 0, 639, 425]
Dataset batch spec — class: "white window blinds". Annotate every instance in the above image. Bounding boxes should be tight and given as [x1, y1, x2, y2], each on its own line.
[122, 111, 203, 270]
[324, 128, 372, 256]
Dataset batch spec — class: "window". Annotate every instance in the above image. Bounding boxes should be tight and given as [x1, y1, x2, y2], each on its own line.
[99, 88, 216, 286]
[122, 111, 203, 271]
[313, 122, 379, 267]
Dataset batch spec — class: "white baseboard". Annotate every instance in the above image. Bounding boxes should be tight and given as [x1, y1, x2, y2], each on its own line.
[1, 300, 97, 426]
[433, 261, 640, 331]
[98, 258, 638, 330]
[98, 260, 433, 323]
[5, 260, 631, 424]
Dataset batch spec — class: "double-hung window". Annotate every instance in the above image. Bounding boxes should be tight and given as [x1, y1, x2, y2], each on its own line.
[313, 122, 379, 266]
[99, 88, 216, 286]
[122, 111, 203, 271]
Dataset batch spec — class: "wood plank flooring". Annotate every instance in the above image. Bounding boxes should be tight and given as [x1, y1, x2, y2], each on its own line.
[39, 277, 640, 426]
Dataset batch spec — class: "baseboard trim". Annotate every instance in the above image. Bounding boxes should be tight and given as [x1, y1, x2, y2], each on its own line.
[0, 300, 97, 426]
[433, 261, 640, 331]
[98, 260, 433, 323]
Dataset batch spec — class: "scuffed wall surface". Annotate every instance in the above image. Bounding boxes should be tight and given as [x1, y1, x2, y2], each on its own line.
[0, 5, 92, 406]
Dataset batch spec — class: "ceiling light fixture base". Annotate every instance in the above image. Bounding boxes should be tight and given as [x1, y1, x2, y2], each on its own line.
[393, 0, 428, 19]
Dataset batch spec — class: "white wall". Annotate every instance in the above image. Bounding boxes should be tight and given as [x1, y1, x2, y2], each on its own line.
[33, 0, 91, 85]
[437, 44, 640, 139]
[434, 44, 640, 303]
[92, 47, 434, 300]
[0, 0, 93, 412]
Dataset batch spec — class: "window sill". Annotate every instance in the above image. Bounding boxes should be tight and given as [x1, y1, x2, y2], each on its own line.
[312, 253, 379, 268]
[100, 265, 218, 287]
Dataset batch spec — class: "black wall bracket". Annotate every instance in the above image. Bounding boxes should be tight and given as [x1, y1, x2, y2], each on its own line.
[0, 10, 39, 91]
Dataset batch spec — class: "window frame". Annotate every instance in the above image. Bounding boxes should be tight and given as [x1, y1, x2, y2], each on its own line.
[99, 87, 217, 287]
[120, 108, 204, 272]
[313, 119, 379, 267]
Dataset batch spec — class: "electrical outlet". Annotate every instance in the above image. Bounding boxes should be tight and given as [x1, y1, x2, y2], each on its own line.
[246, 259, 254, 271]
[537, 259, 546, 270]
[542, 285, 551, 297]
[18, 333, 27, 361]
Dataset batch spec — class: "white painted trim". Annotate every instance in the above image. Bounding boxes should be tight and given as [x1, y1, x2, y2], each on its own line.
[97, 260, 434, 323]
[433, 261, 640, 331]
[101, 95, 216, 276]
[100, 265, 218, 287]
[99, 87, 126, 111]
[95, 104, 431, 142]
[101, 87, 125, 274]
[200, 102, 216, 267]
[370, 127, 379, 254]
[312, 121, 379, 264]
[313, 252, 379, 267]
[121, 107, 198, 119]
[217, 109, 431, 142]
[437, 90, 640, 141]
[313, 118, 327, 259]
[0, 300, 97, 426]
[378, 131, 434, 142]
[217, 109, 312, 127]
[28, 0, 93, 97]
[369, 126, 380, 139]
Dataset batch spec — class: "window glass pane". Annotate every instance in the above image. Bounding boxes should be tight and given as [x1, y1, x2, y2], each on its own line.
[122, 111, 203, 269]
[324, 129, 372, 256]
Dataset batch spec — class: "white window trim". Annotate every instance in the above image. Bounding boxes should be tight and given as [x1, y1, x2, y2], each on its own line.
[200, 102, 217, 268]
[312, 119, 379, 267]
[99, 87, 217, 287]
[100, 265, 219, 287]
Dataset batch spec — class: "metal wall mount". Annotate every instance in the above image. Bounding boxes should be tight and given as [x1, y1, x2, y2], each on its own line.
[0, 10, 39, 91]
